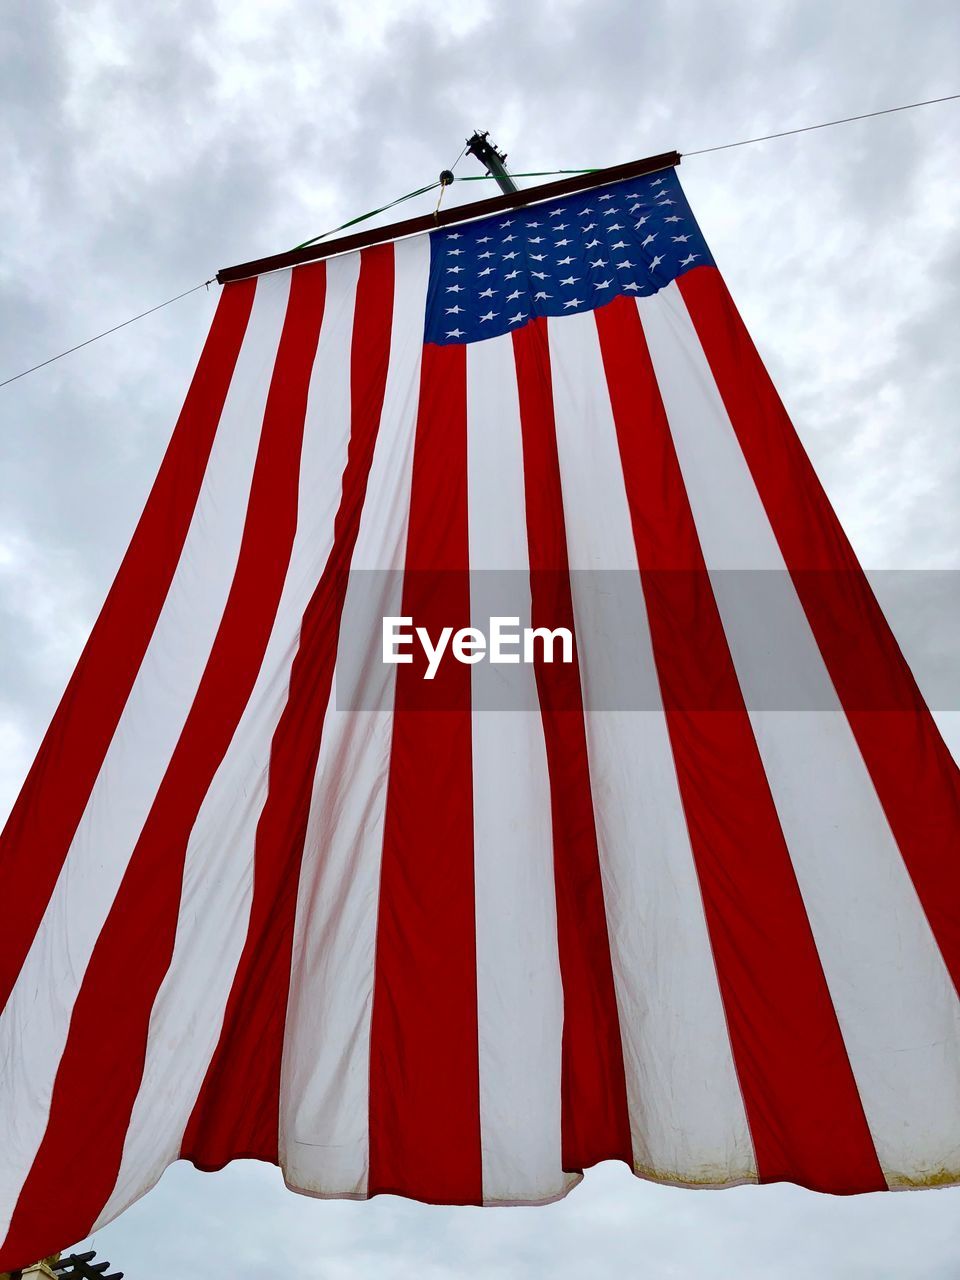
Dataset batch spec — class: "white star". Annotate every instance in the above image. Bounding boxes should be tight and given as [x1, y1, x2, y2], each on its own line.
[553, 222, 568, 231]
[479, 287, 497, 298]
[664, 215, 682, 223]
[528, 236, 544, 244]
[502, 251, 519, 260]
[509, 311, 527, 324]
[611, 240, 628, 250]
[478, 267, 494, 277]
[652, 176, 665, 186]
[480, 310, 498, 322]
[671, 234, 691, 243]
[478, 250, 494, 259]
[526, 220, 541, 227]
[679, 253, 700, 266]
[447, 249, 463, 256]
[629, 202, 643, 213]
[623, 282, 641, 291]
[616, 259, 635, 269]
[500, 218, 515, 227]
[563, 297, 583, 308]
[530, 253, 547, 261]
[624, 192, 641, 199]
[657, 198, 675, 206]
[649, 255, 664, 269]
[582, 222, 597, 232]
[589, 257, 607, 268]
[594, 278, 612, 290]
[641, 233, 657, 248]
[603, 208, 621, 218]
[531, 270, 548, 280]
[446, 265, 463, 273]
[447, 232, 462, 238]
[505, 269, 520, 279]
[635, 218, 650, 231]
[548, 207, 564, 217]
[560, 275, 580, 285]
[477, 235, 492, 243]
[502, 234, 516, 242]
[580, 207, 594, 215]
[607, 223, 623, 232]
[446, 284, 462, 292]
[507, 288, 522, 301]
[557, 255, 574, 265]
[585, 238, 601, 248]
[445, 305, 463, 313]
[598, 193, 615, 201]
[446, 328, 464, 338]
[534, 290, 552, 300]
[554, 238, 570, 247]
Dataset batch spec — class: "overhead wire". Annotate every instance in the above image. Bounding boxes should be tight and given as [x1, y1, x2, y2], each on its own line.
[0, 280, 216, 390]
[2, 90, 958, 391]
[684, 91, 960, 156]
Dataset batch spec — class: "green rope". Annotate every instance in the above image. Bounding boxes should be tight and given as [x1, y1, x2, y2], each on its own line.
[454, 167, 599, 180]
[290, 169, 599, 251]
[292, 180, 440, 250]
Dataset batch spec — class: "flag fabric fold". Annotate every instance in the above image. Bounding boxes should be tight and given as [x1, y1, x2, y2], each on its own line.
[3, 162, 960, 1269]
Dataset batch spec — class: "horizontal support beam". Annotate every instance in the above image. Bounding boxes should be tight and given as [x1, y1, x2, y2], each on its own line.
[217, 149, 681, 284]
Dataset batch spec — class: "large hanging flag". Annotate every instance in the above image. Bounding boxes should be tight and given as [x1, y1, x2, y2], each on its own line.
[2, 153, 960, 1269]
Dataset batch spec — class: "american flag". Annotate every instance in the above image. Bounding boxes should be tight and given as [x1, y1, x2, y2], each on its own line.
[425, 169, 710, 344]
[2, 161, 960, 1269]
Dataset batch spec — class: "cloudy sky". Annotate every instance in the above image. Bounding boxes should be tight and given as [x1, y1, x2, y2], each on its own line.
[2, 0, 959, 1274]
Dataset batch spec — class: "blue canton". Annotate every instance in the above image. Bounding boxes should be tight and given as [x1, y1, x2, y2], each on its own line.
[424, 167, 712, 346]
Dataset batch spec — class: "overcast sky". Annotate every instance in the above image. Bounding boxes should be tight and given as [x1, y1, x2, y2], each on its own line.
[2, 1, 960, 1275]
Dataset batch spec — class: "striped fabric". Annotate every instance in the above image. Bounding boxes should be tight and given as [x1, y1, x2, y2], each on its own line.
[2, 168, 960, 1270]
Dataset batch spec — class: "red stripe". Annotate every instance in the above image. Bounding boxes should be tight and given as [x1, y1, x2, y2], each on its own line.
[511, 319, 633, 1174]
[679, 267, 960, 1001]
[367, 340, 482, 1202]
[596, 294, 885, 1193]
[1, 264, 327, 1267]
[0, 280, 255, 1013]
[181, 244, 396, 1169]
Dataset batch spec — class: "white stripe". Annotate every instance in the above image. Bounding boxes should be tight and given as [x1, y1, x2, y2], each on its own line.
[94, 255, 361, 1228]
[465, 332, 569, 1204]
[279, 234, 430, 1197]
[0, 272, 292, 1244]
[640, 280, 960, 1184]
[546, 307, 757, 1186]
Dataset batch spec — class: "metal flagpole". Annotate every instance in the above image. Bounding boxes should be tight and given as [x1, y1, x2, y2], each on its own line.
[464, 131, 519, 194]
